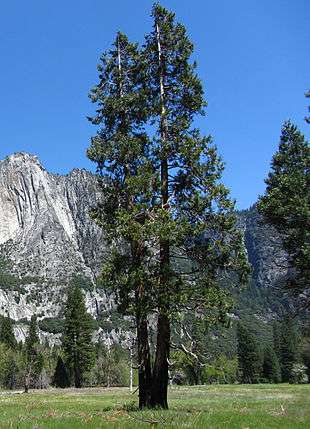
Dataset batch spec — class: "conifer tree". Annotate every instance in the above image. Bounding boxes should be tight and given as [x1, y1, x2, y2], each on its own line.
[0, 317, 17, 350]
[236, 323, 261, 383]
[88, 3, 249, 408]
[2, 353, 18, 390]
[142, 3, 249, 407]
[258, 121, 310, 309]
[52, 356, 70, 388]
[88, 32, 153, 407]
[262, 345, 281, 383]
[279, 317, 299, 382]
[62, 285, 95, 388]
[273, 322, 282, 361]
[24, 315, 43, 391]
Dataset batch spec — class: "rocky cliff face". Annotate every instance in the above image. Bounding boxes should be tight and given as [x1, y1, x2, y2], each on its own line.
[237, 206, 289, 317]
[0, 153, 110, 332]
[239, 207, 287, 290]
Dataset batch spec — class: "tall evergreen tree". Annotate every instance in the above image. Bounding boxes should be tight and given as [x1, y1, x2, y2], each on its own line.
[236, 323, 261, 384]
[88, 3, 249, 408]
[258, 121, 310, 309]
[24, 315, 43, 392]
[262, 345, 281, 383]
[0, 317, 17, 350]
[142, 3, 249, 407]
[88, 32, 153, 407]
[52, 356, 71, 388]
[2, 353, 18, 390]
[273, 321, 282, 361]
[279, 317, 299, 382]
[62, 285, 95, 388]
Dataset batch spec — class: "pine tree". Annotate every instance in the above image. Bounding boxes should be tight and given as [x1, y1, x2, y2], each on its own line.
[279, 317, 299, 382]
[88, 32, 153, 407]
[236, 323, 262, 383]
[262, 345, 281, 383]
[2, 353, 18, 389]
[62, 285, 95, 388]
[88, 3, 250, 408]
[52, 356, 71, 388]
[273, 322, 282, 361]
[258, 121, 310, 309]
[0, 317, 17, 350]
[24, 315, 43, 391]
[142, 3, 249, 407]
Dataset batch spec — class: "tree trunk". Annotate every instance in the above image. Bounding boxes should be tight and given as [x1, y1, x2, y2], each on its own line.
[24, 362, 32, 393]
[74, 356, 82, 388]
[137, 315, 152, 408]
[129, 345, 133, 392]
[151, 313, 170, 408]
[150, 18, 171, 410]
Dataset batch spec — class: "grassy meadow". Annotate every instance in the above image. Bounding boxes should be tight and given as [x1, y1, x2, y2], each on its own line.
[0, 384, 309, 428]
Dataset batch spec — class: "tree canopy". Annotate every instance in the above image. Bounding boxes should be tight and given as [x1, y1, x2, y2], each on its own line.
[88, 2, 249, 408]
[62, 285, 95, 388]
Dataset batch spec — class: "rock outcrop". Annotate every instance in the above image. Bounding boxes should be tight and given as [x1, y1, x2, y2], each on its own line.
[0, 152, 108, 332]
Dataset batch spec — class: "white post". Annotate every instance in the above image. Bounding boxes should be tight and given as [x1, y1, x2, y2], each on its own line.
[130, 344, 133, 392]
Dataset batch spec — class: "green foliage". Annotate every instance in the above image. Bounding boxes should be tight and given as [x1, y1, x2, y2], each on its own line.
[0, 343, 25, 389]
[172, 348, 238, 386]
[0, 256, 41, 292]
[25, 315, 40, 353]
[52, 356, 71, 388]
[262, 345, 281, 383]
[0, 317, 17, 350]
[277, 317, 300, 382]
[289, 363, 308, 384]
[69, 275, 93, 292]
[97, 310, 133, 333]
[62, 285, 95, 388]
[2, 352, 19, 389]
[236, 322, 262, 383]
[258, 121, 310, 307]
[88, 3, 250, 315]
[300, 334, 310, 382]
[38, 317, 64, 334]
[203, 355, 238, 384]
[172, 350, 204, 385]
[24, 315, 44, 389]
[86, 343, 131, 387]
[88, 3, 250, 408]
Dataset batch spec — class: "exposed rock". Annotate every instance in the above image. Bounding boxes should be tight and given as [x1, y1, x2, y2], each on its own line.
[0, 152, 109, 340]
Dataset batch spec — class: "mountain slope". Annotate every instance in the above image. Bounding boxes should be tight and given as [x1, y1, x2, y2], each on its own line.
[0, 152, 108, 326]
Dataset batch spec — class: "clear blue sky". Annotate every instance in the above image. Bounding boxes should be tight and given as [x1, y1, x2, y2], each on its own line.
[1, 0, 309, 208]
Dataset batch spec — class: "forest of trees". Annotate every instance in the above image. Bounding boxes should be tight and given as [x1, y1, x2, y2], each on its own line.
[0, 2, 308, 413]
[0, 305, 309, 391]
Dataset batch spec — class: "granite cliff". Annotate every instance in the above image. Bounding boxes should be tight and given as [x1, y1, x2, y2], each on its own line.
[0, 153, 113, 341]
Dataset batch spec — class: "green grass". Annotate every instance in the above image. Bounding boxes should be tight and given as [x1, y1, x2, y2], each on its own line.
[0, 384, 309, 428]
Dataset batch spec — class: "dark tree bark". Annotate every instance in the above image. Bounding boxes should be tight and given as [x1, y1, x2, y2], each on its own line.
[133, 240, 152, 409]
[150, 18, 171, 409]
[137, 315, 152, 408]
[151, 313, 170, 408]
[74, 354, 82, 388]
